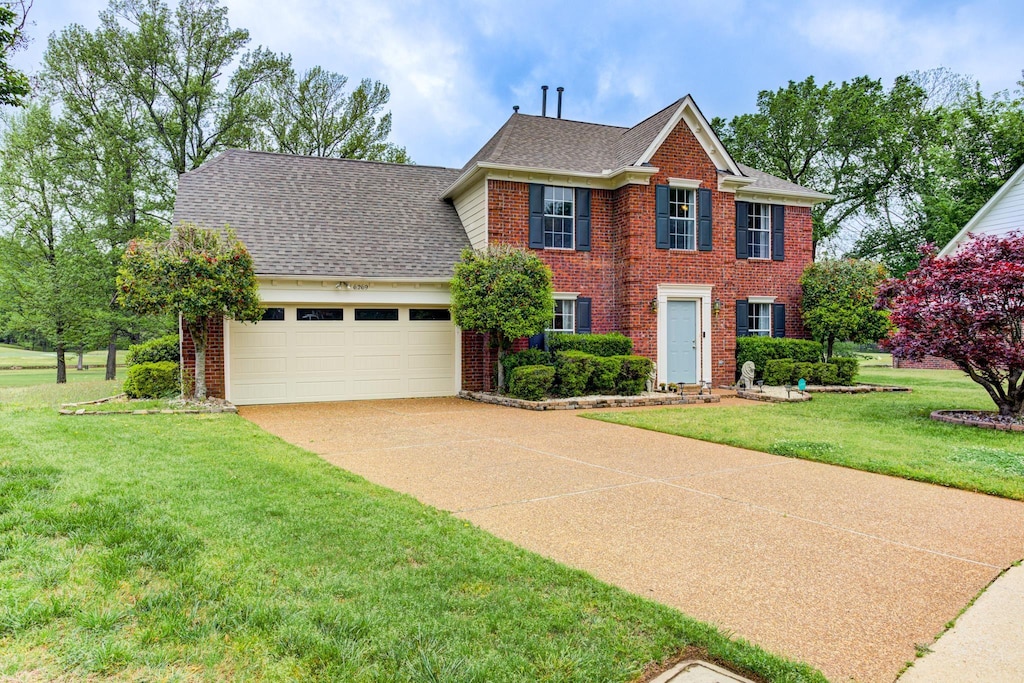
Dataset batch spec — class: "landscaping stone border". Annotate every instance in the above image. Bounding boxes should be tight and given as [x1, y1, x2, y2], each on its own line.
[58, 394, 237, 416]
[931, 410, 1024, 432]
[805, 383, 911, 393]
[736, 389, 811, 403]
[459, 390, 720, 411]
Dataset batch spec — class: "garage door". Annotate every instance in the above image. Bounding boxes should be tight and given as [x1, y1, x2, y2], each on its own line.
[227, 305, 458, 405]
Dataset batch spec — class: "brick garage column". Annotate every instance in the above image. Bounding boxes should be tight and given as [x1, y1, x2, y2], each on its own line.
[180, 316, 226, 399]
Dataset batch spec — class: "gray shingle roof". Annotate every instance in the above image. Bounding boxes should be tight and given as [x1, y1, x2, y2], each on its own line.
[173, 150, 469, 279]
[735, 164, 828, 196]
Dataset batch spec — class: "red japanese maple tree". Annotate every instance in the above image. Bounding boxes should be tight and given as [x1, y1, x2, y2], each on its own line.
[877, 232, 1024, 417]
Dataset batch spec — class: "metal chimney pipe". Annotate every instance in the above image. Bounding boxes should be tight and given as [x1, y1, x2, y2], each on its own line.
[556, 87, 564, 118]
[541, 85, 548, 116]
[513, 105, 519, 114]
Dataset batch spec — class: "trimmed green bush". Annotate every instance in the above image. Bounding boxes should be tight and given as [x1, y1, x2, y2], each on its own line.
[548, 332, 632, 357]
[123, 361, 180, 398]
[589, 356, 623, 395]
[502, 348, 552, 378]
[832, 357, 859, 386]
[615, 355, 654, 396]
[763, 359, 795, 386]
[736, 337, 822, 379]
[126, 334, 180, 367]
[815, 362, 839, 386]
[507, 364, 555, 401]
[554, 350, 597, 397]
[792, 362, 817, 385]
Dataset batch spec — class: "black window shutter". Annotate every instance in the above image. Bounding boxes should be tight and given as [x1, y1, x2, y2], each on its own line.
[529, 184, 545, 249]
[735, 201, 749, 259]
[575, 188, 591, 252]
[772, 204, 785, 261]
[697, 187, 713, 251]
[655, 184, 670, 249]
[576, 297, 592, 333]
[529, 332, 546, 349]
[736, 300, 749, 337]
[772, 303, 786, 338]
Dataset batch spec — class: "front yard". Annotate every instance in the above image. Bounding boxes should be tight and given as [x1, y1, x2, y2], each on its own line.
[589, 361, 1024, 501]
[0, 380, 823, 682]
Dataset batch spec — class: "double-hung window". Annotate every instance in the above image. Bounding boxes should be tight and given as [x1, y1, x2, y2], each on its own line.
[748, 302, 772, 336]
[543, 186, 575, 249]
[549, 298, 576, 333]
[669, 188, 696, 250]
[747, 202, 771, 259]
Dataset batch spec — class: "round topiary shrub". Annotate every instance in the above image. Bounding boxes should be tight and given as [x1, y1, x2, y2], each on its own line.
[123, 361, 180, 398]
[507, 364, 555, 401]
[126, 334, 180, 367]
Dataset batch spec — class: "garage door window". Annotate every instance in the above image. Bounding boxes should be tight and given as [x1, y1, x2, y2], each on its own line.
[355, 308, 399, 321]
[297, 308, 343, 321]
[410, 308, 451, 321]
[261, 307, 285, 321]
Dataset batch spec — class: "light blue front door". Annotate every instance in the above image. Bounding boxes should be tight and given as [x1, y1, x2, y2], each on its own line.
[667, 300, 698, 384]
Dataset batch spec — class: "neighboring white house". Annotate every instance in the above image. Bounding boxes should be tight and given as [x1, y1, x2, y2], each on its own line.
[939, 163, 1024, 256]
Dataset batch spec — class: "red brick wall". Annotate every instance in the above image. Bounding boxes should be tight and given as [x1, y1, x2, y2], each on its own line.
[893, 355, 959, 370]
[180, 316, 225, 399]
[485, 117, 814, 387]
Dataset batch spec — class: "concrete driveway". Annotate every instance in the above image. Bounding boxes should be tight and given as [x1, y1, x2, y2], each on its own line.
[241, 397, 1024, 683]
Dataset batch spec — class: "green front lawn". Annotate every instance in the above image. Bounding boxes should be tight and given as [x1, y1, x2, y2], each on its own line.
[0, 383, 823, 681]
[0, 367, 114, 388]
[588, 364, 1024, 501]
[0, 343, 125, 369]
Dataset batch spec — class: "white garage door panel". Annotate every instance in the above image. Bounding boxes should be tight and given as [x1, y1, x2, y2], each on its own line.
[228, 306, 457, 405]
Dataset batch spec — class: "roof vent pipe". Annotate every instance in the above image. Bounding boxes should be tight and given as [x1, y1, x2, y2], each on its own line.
[541, 85, 548, 116]
[556, 87, 564, 119]
[513, 105, 519, 113]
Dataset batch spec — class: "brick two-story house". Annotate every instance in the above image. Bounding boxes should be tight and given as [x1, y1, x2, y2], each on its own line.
[174, 95, 828, 405]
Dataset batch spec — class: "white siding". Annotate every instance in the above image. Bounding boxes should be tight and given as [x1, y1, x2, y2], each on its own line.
[969, 174, 1024, 239]
[452, 179, 487, 251]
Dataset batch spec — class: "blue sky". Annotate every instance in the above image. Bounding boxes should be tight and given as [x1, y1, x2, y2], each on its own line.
[15, 0, 1024, 169]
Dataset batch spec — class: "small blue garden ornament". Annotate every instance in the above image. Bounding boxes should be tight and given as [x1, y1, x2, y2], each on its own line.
[797, 378, 807, 392]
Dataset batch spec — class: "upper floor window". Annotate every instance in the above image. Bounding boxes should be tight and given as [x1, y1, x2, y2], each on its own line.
[669, 188, 696, 250]
[544, 186, 575, 249]
[747, 202, 771, 259]
[748, 302, 772, 336]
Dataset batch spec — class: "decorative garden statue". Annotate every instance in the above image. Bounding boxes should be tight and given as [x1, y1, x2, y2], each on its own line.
[647, 362, 657, 393]
[740, 361, 755, 390]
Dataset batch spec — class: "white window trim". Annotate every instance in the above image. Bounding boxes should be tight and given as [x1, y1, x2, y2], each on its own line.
[548, 296, 577, 334]
[669, 187, 697, 251]
[747, 296, 776, 304]
[543, 185, 575, 250]
[656, 284, 713, 385]
[747, 202, 772, 260]
[748, 302, 772, 336]
[668, 177, 702, 189]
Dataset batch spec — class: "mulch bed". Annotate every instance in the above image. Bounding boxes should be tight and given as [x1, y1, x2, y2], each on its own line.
[459, 390, 720, 411]
[931, 410, 1024, 432]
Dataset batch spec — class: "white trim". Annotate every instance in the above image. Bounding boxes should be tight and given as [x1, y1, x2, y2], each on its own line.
[443, 161, 657, 198]
[746, 296, 776, 304]
[553, 291, 579, 300]
[939, 163, 1024, 257]
[668, 177, 701, 189]
[454, 325, 462, 393]
[261, 274, 452, 284]
[222, 316, 232, 403]
[656, 284, 714, 385]
[637, 96, 744, 176]
[735, 186, 832, 206]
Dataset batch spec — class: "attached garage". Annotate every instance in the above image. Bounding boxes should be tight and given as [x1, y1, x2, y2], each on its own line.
[227, 303, 459, 405]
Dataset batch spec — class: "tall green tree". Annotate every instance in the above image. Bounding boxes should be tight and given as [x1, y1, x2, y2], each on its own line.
[800, 259, 891, 362]
[95, 0, 290, 175]
[0, 103, 104, 383]
[0, 0, 31, 106]
[714, 75, 936, 257]
[238, 65, 410, 161]
[118, 224, 262, 399]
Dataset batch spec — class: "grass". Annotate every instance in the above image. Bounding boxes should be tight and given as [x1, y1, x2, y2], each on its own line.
[0, 382, 824, 681]
[0, 367, 114, 388]
[0, 343, 125, 369]
[588, 362, 1024, 501]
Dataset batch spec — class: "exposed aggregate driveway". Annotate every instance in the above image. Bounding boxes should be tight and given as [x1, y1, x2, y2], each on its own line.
[241, 397, 1024, 682]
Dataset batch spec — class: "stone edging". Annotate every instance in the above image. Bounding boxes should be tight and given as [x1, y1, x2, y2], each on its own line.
[931, 410, 1024, 432]
[458, 390, 720, 411]
[805, 383, 911, 393]
[58, 394, 237, 415]
[736, 389, 811, 403]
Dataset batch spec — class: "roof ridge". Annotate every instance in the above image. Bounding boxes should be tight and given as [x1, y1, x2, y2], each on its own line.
[214, 148, 460, 173]
[624, 97, 685, 136]
[488, 113, 520, 161]
[513, 112, 630, 132]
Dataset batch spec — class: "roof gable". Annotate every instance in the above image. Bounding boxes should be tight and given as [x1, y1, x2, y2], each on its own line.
[939, 163, 1024, 257]
[634, 95, 743, 176]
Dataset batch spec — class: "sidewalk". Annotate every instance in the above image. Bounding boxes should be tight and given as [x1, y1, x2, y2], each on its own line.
[900, 563, 1024, 682]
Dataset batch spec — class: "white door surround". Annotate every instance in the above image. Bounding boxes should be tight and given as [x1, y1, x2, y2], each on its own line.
[656, 284, 713, 385]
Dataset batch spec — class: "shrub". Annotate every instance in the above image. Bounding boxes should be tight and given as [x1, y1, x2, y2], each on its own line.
[763, 359, 795, 386]
[123, 361, 180, 398]
[831, 357, 859, 385]
[589, 356, 623, 395]
[507, 364, 555, 401]
[126, 334, 180, 367]
[736, 337, 822, 378]
[548, 332, 632, 357]
[792, 362, 817, 385]
[616, 355, 654, 396]
[502, 348, 552, 378]
[815, 362, 839, 386]
[554, 350, 597, 397]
